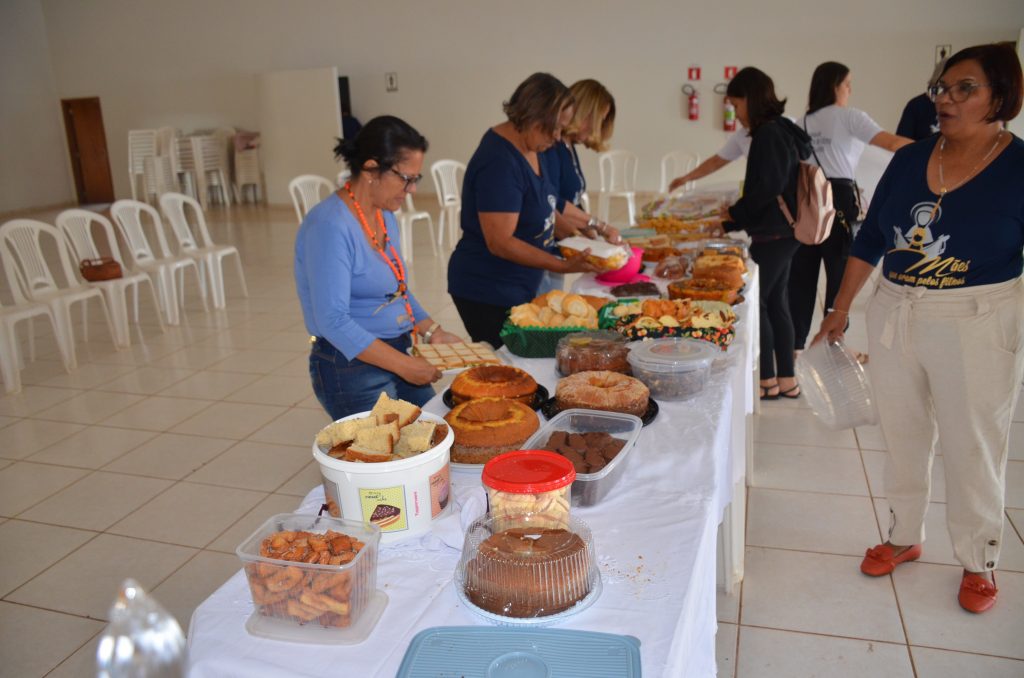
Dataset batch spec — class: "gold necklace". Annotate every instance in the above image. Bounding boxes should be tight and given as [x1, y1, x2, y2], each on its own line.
[937, 130, 1004, 196]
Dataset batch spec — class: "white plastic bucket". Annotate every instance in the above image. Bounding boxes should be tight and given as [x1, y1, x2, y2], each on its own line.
[796, 339, 877, 430]
[312, 411, 454, 544]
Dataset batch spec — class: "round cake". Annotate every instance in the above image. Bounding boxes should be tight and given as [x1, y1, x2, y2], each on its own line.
[464, 527, 591, 617]
[444, 397, 539, 464]
[555, 370, 649, 417]
[450, 365, 538, 405]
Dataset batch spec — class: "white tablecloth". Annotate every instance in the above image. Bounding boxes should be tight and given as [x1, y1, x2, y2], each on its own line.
[187, 296, 756, 678]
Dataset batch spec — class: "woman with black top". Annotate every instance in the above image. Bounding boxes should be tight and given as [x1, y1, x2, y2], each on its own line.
[720, 67, 812, 399]
[789, 62, 912, 353]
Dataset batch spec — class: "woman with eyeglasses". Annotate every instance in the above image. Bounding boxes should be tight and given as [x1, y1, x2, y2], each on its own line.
[295, 115, 462, 419]
[448, 72, 601, 348]
[789, 62, 913, 357]
[815, 43, 1024, 613]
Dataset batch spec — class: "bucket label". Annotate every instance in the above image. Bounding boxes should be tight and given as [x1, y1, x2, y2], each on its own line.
[321, 477, 342, 518]
[360, 486, 407, 532]
[429, 465, 450, 518]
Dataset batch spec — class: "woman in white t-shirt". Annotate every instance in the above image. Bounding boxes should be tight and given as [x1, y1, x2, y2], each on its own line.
[789, 62, 912, 352]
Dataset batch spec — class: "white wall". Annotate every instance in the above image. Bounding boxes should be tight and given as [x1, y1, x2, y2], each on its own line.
[27, 0, 1024, 206]
[0, 0, 74, 213]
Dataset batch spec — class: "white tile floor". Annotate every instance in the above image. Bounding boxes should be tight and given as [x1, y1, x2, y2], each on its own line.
[0, 198, 1021, 676]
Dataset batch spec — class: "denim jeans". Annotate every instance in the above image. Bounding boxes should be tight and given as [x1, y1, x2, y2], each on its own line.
[309, 335, 435, 420]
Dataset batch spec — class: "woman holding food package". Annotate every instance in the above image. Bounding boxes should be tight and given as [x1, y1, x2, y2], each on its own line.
[295, 116, 462, 420]
[448, 72, 603, 348]
[788, 62, 913, 353]
[814, 44, 1024, 613]
[720, 67, 812, 400]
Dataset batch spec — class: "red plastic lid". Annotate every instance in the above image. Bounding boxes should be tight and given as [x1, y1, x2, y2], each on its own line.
[481, 450, 576, 494]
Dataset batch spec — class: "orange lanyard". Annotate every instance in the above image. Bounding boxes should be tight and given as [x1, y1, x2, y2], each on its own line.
[344, 183, 417, 342]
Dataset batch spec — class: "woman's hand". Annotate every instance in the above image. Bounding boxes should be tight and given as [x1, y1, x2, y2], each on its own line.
[398, 355, 442, 386]
[600, 224, 622, 244]
[668, 176, 688, 192]
[429, 328, 463, 345]
[811, 310, 847, 346]
[560, 249, 601, 274]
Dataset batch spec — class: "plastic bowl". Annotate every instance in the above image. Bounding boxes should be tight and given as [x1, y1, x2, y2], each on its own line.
[595, 246, 644, 284]
[795, 339, 877, 430]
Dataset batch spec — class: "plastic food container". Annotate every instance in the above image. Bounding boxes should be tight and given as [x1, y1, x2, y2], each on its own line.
[396, 627, 641, 677]
[312, 411, 453, 544]
[594, 246, 644, 283]
[796, 339, 877, 429]
[455, 513, 601, 625]
[482, 451, 575, 531]
[627, 337, 718, 400]
[236, 513, 387, 644]
[521, 409, 642, 506]
[556, 330, 631, 376]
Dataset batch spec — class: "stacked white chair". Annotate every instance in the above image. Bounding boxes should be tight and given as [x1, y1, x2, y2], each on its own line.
[0, 249, 61, 393]
[430, 160, 465, 249]
[394, 194, 435, 262]
[289, 175, 335, 224]
[56, 209, 165, 347]
[0, 220, 118, 371]
[597, 150, 639, 225]
[172, 136, 198, 200]
[191, 135, 233, 208]
[234, 141, 263, 204]
[128, 130, 158, 202]
[159, 193, 248, 309]
[659, 150, 701, 195]
[110, 200, 207, 326]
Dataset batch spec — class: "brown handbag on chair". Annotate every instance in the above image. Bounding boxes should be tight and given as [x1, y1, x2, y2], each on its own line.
[79, 257, 123, 282]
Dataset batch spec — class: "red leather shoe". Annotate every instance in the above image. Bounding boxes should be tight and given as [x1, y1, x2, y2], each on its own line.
[860, 543, 922, 576]
[959, 571, 998, 613]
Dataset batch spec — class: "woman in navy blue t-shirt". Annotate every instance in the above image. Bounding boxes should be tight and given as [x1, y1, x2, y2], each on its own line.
[448, 73, 600, 347]
[816, 43, 1024, 614]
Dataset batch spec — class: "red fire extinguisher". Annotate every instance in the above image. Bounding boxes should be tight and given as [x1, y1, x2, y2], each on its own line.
[723, 98, 737, 132]
[688, 87, 700, 121]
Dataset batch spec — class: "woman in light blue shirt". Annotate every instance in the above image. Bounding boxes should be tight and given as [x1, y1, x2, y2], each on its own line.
[295, 116, 460, 419]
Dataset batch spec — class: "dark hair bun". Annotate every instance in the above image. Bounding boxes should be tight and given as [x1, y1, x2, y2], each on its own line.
[333, 116, 429, 178]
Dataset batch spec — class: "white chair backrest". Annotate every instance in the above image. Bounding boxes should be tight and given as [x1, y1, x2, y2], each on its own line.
[598, 150, 638, 193]
[110, 199, 174, 264]
[128, 130, 158, 175]
[431, 160, 465, 207]
[159, 192, 210, 251]
[0, 241, 34, 306]
[55, 209, 129, 266]
[173, 136, 196, 174]
[0, 219, 80, 298]
[659, 151, 700, 194]
[155, 127, 179, 156]
[289, 175, 335, 223]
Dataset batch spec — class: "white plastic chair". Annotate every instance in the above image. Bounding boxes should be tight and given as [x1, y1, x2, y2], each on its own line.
[430, 160, 465, 249]
[172, 136, 198, 200]
[289, 175, 335, 224]
[659, 150, 701, 194]
[394, 194, 435, 262]
[0, 219, 118, 371]
[0, 249, 61, 393]
[159, 193, 248, 309]
[110, 200, 207, 326]
[597, 150, 639, 225]
[56, 209, 165, 347]
[128, 129, 158, 202]
[191, 135, 232, 208]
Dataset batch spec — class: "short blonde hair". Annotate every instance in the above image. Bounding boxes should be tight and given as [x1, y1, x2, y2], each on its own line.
[566, 80, 616, 151]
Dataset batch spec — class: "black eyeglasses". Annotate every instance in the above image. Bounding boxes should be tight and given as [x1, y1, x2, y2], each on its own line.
[928, 80, 992, 103]
[388, 167, 423, 191]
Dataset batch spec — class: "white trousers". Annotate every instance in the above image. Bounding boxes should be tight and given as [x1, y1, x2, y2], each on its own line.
[866, 277, 1024, 572]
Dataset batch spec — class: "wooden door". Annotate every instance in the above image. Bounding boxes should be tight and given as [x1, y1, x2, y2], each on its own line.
[61, 97, 115, 204]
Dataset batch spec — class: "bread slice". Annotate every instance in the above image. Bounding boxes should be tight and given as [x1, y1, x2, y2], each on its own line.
[315, 416, 376, 449]
[370, 392, 421, 428]
[562, 293, 591, 317]
[393, 421, 437, 458]
[345, 421, 399, 462]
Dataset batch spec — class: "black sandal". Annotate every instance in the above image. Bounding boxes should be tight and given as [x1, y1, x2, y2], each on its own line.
[779, 385, 801, 399]
[760, 385, 780, 400]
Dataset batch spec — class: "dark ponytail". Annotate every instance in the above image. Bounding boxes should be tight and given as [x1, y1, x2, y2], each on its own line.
[333, 115, 428, 178]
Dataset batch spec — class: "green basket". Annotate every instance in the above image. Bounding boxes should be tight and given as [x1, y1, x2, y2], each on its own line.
[499, 322, 592, 358]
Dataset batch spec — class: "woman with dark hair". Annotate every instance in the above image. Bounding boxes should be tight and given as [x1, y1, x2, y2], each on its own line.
[720, 67, 812, 400]
[448, 73, 600, 347]
[815, 43, 1024, 613]
[295, 115, 462, 419]
[789, 62, 912, 354]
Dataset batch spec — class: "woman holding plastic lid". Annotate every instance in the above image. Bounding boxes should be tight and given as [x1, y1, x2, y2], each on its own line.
[789, 62, 913, 354]
[719, 67, 812, 401]
[448, 72, 601, 348]
[295, 115, 461, 420]
[814, 43, 1024, 613]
